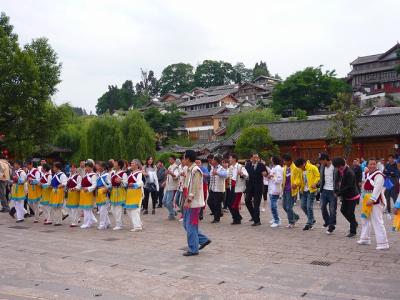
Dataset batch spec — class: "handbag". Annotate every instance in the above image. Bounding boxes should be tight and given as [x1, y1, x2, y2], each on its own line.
[147, 182, 157, 192]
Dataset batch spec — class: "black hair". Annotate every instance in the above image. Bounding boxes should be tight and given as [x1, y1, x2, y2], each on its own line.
[319, 152, 330, 161]
[213, 155, 223, 164]
[15, 160, 22, 167]
[388, 154, 395, 159]
[272, 156, 281, 166]
[230, 153, 238, 161]
[169, 155, 176, 161]
[207, 154, 214, 160]
[184, 150, 197, 163]
[145, 156, 154, 168]
[294, 158, 306, 168]
[367, 158, 378, 164]
[332, 157, 346, 168]
[54, 161, 62, 170]
[85, 160, 94, 168]
[42, 163, 51, 172]
[282, 153, 292, 162]
[117, 159, 125, 169]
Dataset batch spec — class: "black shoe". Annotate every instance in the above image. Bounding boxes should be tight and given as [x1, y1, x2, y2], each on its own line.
[231, 221, 241, 225]
[143, 209, 148, 215]
[294, 214, 300, 221]
[54, 223, 62, 226]
[326, 225, 335, 234]
[209, 212, 214, 216]
[346, 232, 356, 238]
[16, 219, 24, 223]
[157, 205, 162, 208]
[152, 209, 155, 215]
[62, 214, 69, 221]
[9, 211, 15, 219]
[199, 215, 204, 221]
[182, 251, 199, 257]
[251, 222, 261, 226]
[0, 208, 9, 213]
[199, 240, 211, 250]
[303, 224, 312, 231]
[211, 220, 220, 224]
[323, 223, 329, 228]
[312, 220, 316, 225]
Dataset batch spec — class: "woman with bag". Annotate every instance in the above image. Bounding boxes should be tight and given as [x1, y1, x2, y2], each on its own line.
[142, 157, 159, 215]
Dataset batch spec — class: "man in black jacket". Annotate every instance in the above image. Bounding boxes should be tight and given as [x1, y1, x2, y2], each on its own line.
[333, 157, 360, 238]
[245, 153, 267, 226]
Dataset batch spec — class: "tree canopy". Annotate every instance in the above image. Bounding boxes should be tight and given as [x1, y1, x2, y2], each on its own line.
[252, 61, 270, 79]
[194, 60, 236, 88]
[235, 126, 278, 159]
[271, 66, 351, 115]
[0, 12, 65, 158]
[159, 63, 194, 95]
[226, 109, 280, 135]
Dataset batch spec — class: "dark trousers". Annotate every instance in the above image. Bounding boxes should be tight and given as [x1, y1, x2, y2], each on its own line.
[245, 188, 262, 223]
[0, 181, 9, 210]
[158, 186, 164, 207]
[262, 184, 268, 201]
[208, 191, 224, 221]
[226, 187, 241, 222]
[384, 177, 399, 213]
[320, 190, 337, 226]
[143, 188, 158, 210]
[340, 199, 358, 234]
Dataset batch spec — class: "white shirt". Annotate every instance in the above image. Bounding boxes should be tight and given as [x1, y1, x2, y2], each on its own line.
[323, 164, 334, 191]
[268, 165, 283, 195]
[303, 171, 309, 192]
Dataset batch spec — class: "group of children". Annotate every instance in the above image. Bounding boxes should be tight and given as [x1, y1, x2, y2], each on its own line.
[10, 159, 144, 231]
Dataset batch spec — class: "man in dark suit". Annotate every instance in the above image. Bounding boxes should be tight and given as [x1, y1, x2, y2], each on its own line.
[245, 153, 268, 226]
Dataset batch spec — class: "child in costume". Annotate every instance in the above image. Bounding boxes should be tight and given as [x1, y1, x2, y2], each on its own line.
[10, 160, 27, 222]
[126, 159, 144, 232]
[49, 162, 68, 226]
[95, 161, 111, 230]
[66, 164, 81, 227]
[39, 164, 52, 224]
[110, 160, 127, 230]
[26, 160, 42, 223]
[79, 160, 97, 229]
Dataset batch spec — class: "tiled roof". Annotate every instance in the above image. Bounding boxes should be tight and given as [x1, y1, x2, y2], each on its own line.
[179, 94, 236, 108]
[351, 54, 381, 65]
[182, 107, 227, 119]
[348, 65, 395, 76]
[222, 113, 400, 146]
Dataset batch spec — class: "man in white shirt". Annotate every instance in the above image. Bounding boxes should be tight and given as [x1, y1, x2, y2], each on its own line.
[208, 155, 227, 223]
[318, 153, 338, 234]
[162, 155, 180, 220]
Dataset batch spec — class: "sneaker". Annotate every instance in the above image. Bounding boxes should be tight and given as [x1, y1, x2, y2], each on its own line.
[80, 224, 89, 229]
[261, 208, 266, 212]
[269, 219, 274, 224]
[322, 223, 329, 228]
[178, 218, 183, 222]
[326, 225, 335, 234]
[346, 232, 356, 238]
[130, 228, 142, 232]
[357, 240, 371, 245]
[113, 226, 123, 230]
[270, 223, 279, 228]
[303, 224, 312, 231]
[97, 225, 106, 230]
[376, 245, 389, 250]
[286, 224, 295, 228]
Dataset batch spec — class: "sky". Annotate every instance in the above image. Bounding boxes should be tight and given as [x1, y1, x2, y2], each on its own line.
[2, 0, 399, 113]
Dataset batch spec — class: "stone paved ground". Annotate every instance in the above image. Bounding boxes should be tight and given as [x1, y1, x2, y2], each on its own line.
[0, 201, 399, 300]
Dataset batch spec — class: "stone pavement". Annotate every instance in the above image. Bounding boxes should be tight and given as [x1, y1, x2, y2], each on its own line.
[0, 202, 398, 300]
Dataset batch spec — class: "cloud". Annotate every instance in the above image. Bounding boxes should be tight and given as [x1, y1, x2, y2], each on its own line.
[2, 0, 399, 112]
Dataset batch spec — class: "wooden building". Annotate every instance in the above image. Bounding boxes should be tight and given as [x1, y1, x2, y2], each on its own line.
[220, 113, 400, 161]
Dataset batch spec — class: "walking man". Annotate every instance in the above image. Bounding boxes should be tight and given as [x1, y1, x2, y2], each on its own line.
[333, 157, 360, 238]
[318, 153, 338, 234]
[163, 155, 179, 220]
[294, 158, 320, 231]
[208, 155, 227, 223]
[282, 154, 301, 228]
[181, 150, 211, 256]
[384, 154, 399, 213]
[245, 153, 268, 226]
[156, 160, 166, 208]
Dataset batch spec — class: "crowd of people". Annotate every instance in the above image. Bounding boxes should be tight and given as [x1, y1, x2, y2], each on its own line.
[0, 151, 399, 256]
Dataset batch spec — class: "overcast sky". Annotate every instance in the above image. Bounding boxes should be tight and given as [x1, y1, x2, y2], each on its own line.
[2, 0, 399, 113]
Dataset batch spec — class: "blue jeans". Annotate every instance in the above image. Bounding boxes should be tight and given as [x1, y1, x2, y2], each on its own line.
[320, 190, 337, 226]
[300, 191, 315, 225]
[183, 208, 209, 254]
[162, 190, 176, 218]
[269, 194, 280, 223]
[282, 191, 298, 224]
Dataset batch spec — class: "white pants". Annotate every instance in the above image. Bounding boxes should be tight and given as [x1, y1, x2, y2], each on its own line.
[14, 200, 25, 221]
[29, 202, 40, 222]
[69, 208, 80, 225]
[50, 207, 62, 225]
[99, 204, 111, 228]
[42, 205, 51, 223]
[111, 206, 123, 228]
[360, 204, 389, 247]
[82, 209, 97, 227]
[128, 208, 142, 229]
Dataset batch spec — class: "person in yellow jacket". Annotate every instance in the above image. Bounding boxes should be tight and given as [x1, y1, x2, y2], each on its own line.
[294, 158, 321, 231]
[282, 154, 302, 228]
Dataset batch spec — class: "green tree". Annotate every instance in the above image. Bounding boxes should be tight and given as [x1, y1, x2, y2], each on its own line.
[226, 109, 279, 135]
[235, 126, 278, 159]
[96, 85, 126, 115]
[233, 62, 252, 84]
[327, 93, 362, 158]
[271, 66, 351, 115]
[0, 12, 63, 158]
[295, 108, 308, 120]
[194, 60, 236, 88]
[252, 61, 270, 79]
[120, 110, 156, 160]
[135, 69, 159, 97]
[159, 63, 194, 95]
